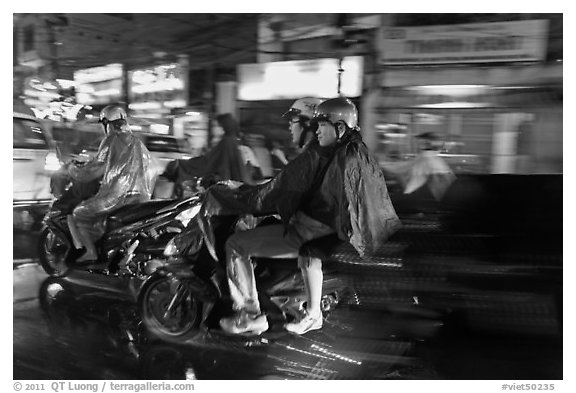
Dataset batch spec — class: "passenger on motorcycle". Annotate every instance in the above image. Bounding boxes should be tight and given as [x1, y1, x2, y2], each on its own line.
[67, 105, 158, 263]
[210, 97, 400, 335]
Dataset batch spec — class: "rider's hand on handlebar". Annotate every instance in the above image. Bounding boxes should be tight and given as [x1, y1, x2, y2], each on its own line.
[217, 180, 244, 190]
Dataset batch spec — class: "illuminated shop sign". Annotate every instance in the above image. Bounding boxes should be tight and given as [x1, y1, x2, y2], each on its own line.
[128, 62, 188, 114]
[74, 63, 123, 105]
[238, 56, 363, 100]
[379, 19, 548, 65]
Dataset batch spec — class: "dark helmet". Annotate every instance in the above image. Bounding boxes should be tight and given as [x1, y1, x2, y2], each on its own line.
[313, 97, 358, 129]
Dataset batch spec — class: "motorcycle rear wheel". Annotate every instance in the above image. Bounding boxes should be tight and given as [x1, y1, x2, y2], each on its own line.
[38, 227, 73, 277]
[139, 273, 203, 343]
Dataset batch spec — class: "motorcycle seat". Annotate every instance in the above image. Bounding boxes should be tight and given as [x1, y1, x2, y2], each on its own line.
[107, 199, 179, 228]
[300, 233, 406, 268]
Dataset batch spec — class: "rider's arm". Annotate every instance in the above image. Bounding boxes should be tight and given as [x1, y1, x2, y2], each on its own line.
[240, 147, 324, 216]
[201, 148, 324, 220]
[68, 138, 109, 182]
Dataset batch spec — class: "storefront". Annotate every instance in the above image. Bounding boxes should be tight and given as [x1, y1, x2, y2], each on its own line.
[363, 19, 562, 174]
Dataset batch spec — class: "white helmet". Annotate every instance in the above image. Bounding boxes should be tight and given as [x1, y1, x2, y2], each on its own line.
[99, 105, 127, 123]
[282, 97, 324, 120]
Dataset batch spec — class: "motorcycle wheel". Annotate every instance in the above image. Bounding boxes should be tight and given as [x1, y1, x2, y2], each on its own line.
[37, 227, 73, 277]
[139, 273, 203, 343]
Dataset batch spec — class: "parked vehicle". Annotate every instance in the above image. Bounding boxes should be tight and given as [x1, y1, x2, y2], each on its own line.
[13, 112, 55, 204]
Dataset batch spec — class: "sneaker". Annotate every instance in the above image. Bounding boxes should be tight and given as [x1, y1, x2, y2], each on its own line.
[285, 312, 323, 335]
[219, 310, 269, 335]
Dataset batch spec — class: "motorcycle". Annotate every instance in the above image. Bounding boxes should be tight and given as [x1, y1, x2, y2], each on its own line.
[37, 191, 203, 279]
[137, 184, 413, 343]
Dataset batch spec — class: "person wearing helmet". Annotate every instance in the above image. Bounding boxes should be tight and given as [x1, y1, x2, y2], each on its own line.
[67, 105, 158, 263]
[281, 97, 401, 334]
[281, 97, 324, 150]
[202, 97, 399, 335]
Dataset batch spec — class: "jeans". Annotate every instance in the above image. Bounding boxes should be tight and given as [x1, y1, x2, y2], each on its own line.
[225, 211, 334, 314]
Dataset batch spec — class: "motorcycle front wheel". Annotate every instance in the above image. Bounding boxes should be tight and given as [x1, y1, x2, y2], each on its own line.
[138, 273, 203, 343]
[37, 227, 73, 277]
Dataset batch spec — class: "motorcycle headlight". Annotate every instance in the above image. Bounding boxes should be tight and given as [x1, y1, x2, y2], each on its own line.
[44, 152, 62, 172]
[164, 237, 180, 257]
[175, 205, 201, 227]
[163, 224, 204, 257]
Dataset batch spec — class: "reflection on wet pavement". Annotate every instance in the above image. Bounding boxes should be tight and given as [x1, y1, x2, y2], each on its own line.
[14, 262, 561, 380]
[13, 175, 563, 380]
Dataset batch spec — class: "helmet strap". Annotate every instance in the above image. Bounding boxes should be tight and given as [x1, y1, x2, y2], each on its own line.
[109, 119, 127, 131]
[335, 122, 344, 141]
[298, 118, 313, 148]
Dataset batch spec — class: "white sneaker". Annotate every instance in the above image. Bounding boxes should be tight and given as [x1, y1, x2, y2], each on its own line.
[285, 312, 323, 335]
[219, 311, 269, 335]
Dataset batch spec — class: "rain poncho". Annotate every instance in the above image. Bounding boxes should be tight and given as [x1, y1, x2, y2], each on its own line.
[163, 113, 257, 187]
[320, 130, 402, 257]
[201, 131, 401, 259]
[163, 134, 253, 186]
[71, 126, 158, 234]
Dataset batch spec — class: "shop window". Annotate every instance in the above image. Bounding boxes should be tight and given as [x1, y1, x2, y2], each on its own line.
[143, 135, 188, 154]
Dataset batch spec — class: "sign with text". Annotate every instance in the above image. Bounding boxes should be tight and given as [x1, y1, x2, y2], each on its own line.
[128, 62, 188, 113]
[379, 19, 548, 65]
[238, 56, 363, 100]
[74, 63, 123, 105]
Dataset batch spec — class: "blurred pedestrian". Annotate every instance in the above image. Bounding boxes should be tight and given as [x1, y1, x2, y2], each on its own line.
[269, 139, 289, 173]
[381, 131, 456, 200]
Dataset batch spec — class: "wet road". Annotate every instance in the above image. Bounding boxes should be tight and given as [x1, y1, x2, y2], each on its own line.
[14, 229, 562, 380]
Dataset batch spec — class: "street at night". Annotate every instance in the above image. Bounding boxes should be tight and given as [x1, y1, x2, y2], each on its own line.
[11, 11, 566, 387]
[13, 193, 563, 380]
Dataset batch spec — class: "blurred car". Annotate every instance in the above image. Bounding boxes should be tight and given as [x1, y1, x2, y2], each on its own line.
[13, 112, 54, 204]
[135, 133, 192, 199]
[45, 121, 104, 165]
[135, 133, 191, 174]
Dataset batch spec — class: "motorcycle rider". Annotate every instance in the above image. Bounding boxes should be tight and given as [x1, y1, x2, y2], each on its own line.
[283, 97, 324, 152]
[268, 97, 323, 174]
[206, 97, 400, 335]
[67, 105, 158, 263]
[162, 113, 258, 196]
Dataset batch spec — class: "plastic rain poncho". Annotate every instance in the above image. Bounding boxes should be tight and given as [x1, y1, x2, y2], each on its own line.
[71, 125, 158, 234]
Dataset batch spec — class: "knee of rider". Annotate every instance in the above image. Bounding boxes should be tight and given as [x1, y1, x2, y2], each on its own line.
[225, 233, 244, 257]
[298, 256, 321, 270]
[307, 257, 323, 271]
[297, 256, 309, 270]
[72, 206, 87, 223]
[71, 207, 80, 221]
